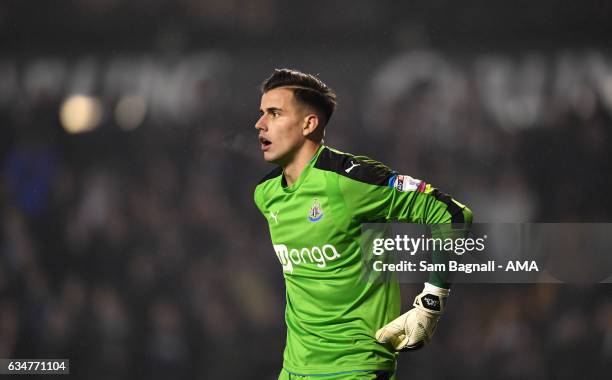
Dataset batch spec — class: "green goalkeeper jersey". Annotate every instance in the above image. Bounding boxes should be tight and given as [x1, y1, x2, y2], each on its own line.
[254, 145, 471, 375]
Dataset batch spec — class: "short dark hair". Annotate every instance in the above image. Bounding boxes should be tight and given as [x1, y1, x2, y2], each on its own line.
[261, 68, 337, 127]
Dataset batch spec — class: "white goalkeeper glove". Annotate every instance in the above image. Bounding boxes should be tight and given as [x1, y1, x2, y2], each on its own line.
[375, 282, 449, 351]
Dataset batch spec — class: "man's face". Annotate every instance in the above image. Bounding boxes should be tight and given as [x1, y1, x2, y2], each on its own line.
[255, 87, 307, 165]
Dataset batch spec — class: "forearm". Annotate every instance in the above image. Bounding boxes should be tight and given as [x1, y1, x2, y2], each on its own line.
[427, 206, 473, 289]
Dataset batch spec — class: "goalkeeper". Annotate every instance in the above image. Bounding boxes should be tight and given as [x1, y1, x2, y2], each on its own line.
[254, 69, 472, 380]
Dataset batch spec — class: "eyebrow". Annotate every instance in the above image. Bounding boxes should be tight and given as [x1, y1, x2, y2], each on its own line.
[260, 107, 282, 115]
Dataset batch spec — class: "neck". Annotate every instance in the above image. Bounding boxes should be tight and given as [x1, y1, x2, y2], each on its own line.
[282, 141, 321, 186]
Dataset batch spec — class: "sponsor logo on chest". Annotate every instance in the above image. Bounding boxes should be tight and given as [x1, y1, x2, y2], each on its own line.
[273, 243, 340, 273]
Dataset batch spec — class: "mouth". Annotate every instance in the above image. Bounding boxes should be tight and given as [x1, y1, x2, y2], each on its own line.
[259, 136, 272, 151]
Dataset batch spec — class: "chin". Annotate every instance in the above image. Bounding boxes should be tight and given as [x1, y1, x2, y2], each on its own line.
[263, 151, 278, 163]
[264, 151, 288, 165]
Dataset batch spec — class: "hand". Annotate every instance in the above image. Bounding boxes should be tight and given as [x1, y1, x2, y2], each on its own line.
[375, 283, 449, 351]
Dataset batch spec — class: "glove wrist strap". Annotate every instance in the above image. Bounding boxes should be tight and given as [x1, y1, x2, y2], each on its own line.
[413, 282, 449, 315]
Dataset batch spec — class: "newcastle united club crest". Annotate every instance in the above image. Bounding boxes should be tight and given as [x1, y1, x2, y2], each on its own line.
[308, 199, 324, 222]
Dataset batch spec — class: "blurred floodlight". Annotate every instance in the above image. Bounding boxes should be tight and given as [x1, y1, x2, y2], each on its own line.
[115, 95, 147, 131]
[60, 95, 102, 134]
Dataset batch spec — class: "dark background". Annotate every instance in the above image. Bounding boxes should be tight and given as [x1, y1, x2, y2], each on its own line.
[1, 1, 611, 379]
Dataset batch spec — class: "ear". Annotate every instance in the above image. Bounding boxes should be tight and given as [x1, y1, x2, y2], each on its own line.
[302, 113, 319, 137]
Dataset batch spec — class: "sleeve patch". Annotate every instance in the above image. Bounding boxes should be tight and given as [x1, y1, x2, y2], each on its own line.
[390, 174, 426, 193]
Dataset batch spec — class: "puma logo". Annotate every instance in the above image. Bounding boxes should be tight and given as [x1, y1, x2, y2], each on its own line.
[345, 160, 360, 173]
[269, 211, 279, 224]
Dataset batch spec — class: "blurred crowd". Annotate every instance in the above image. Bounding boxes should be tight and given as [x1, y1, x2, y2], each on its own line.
[1, 100, 286, 379]
[1, 48, 612, 380]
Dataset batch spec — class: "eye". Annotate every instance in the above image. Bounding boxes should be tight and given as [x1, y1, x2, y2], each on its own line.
[271, 110, 280, 117]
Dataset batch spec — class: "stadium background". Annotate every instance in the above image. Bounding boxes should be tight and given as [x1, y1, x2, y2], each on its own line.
[1, 1, 612, 378]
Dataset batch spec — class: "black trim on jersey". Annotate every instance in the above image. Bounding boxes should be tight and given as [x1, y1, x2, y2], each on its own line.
[431, 189, 464, 224]
[314, 147, 393, 186]
[257, 166, 283, 185]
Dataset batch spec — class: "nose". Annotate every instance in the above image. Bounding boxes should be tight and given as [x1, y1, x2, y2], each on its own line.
[255, 114, 266, 131]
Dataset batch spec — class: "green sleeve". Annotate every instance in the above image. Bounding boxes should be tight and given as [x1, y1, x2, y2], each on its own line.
[338, 171, 472, 289]
[254, 185, 265, 214]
